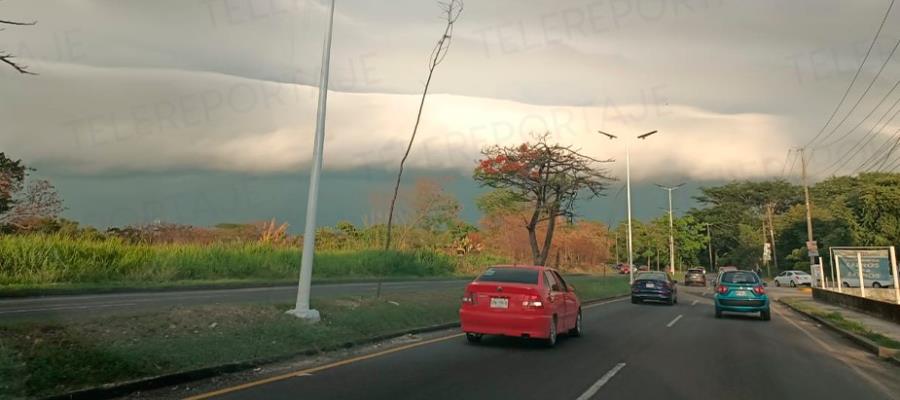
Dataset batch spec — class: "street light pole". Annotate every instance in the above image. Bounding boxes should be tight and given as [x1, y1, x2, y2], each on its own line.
[625, 141, 635, 284]
[656, 183, 685, 275]
[597, 130, 658, 284]
[287, 0, 336, 322]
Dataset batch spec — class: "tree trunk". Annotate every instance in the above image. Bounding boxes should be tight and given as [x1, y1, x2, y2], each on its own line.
[527, 201, 542, 265]
[537, 213, 558, 266]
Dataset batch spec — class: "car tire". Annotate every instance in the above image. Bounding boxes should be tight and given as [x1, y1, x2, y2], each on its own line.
[715, 307, 722, 319]
[631, 296, 639, 304]
[775, 280, 781, 287]
[465, 333, 482, 343]
[761, 309, 771, 321]
[545, 316, 558, 347]
[790, 281, 796, 288]
[569, 309, 583, 337]
[843, 282, 850, 288]
[873, 282, 882, 289]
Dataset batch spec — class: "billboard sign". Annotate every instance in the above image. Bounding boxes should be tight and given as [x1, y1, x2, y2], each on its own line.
[833, 248, 892, 286]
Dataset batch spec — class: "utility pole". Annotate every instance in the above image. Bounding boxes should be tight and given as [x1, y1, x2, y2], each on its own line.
[597, 129, 659, 284]
[656, 183, 685, 275]
[798, 147, 817, 268]
[287, 0, 336, 322]
[706, 223, 714, 272]
[766, 203, 779, 274]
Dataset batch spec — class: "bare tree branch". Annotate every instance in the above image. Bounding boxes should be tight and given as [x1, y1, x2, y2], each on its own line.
[384, 0, 463, 251]
[0, 15, 37, 75]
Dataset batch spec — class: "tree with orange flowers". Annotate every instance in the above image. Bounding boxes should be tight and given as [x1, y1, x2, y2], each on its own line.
[473, 134, 614, 266]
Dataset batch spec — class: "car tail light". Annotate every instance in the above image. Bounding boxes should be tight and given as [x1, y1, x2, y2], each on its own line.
[716, 285, 728, 294]
[461, 292, 477, 305]
[753, 285, 766, 295]
[522, 294, 544, 309]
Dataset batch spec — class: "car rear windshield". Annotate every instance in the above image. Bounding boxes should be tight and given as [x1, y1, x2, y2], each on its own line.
[720, 271, 759, 284]
[636, 272, 667, 281]
[476, 268, 539, 284]
[687, 269, 703, 274]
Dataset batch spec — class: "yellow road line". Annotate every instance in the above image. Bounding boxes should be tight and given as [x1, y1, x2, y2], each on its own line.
[184, 333, 464, 400]
[187, 297, 625, 399]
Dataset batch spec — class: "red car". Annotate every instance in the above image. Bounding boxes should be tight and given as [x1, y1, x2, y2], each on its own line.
[459, 265, 582, 347]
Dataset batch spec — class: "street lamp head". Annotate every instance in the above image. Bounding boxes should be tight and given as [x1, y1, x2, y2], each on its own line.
[637, 130, 658, 140]
[597, 130, 618, 140]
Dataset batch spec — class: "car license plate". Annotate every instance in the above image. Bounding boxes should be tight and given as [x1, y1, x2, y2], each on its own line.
[646, 283, 655, 288]
[490, 297, 508, 309]
[735, 290, 749, 297]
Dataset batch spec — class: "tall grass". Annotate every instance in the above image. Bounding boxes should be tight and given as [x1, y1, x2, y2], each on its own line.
[0, 234, 461, 285]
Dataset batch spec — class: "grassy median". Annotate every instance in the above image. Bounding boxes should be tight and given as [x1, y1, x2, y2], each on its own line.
[0, 275, 628, 399]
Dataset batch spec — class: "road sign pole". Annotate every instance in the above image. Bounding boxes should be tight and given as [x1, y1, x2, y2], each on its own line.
[834, 251, 842, 293]
[287, 0, 336, 322]
[856, 252, 866, 299]
[890, 246, 899, 305]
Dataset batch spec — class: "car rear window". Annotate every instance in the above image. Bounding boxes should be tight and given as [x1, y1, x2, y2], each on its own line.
[687, 269, 703, 274]
[720, 271, 759, 284]
[477, 268, 539, 284]
[636, 272, 667, 281]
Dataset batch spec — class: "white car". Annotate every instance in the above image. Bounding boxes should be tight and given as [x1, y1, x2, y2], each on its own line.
[840, 277, 894, 288]
[774, 270, 812, 287]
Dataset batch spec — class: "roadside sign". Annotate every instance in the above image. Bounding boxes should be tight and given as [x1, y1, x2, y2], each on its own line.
[806, 241, 819, 257]
[763, 243, 771, 261]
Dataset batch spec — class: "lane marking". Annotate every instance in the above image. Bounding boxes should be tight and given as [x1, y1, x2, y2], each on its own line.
[186, 297, 626, 400]
[0, 302, 137, 315]
[582, 297, 628, 309]
[666, 314, 683, 328]
[575, 362, 627, 400]
[690, 300, 698, 306]
[184, 333, 465, 400]
[772, 305, 895, 397]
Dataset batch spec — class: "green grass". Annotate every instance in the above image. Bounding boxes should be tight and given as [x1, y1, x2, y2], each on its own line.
[782, 298, 900, 349]
[0, 275, 628, 399]
[0, 234, 467, 287]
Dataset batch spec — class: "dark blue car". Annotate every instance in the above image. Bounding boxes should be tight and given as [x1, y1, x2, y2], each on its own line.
[631, 271, 678, 305]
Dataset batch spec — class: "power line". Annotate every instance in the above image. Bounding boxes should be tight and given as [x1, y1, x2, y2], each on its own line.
[818, 81, 900, 175]
[857, 126, 900, 171]
[815, 35, 900, 149]
[804, 0, 896, 148]
[779, 149, 793, 178]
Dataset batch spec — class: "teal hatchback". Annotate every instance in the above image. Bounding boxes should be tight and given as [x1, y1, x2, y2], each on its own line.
[714, 270, 770, 321]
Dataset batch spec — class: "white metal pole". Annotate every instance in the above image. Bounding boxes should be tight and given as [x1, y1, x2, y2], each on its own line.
[890, 246, 899, 304]
[819, 256, 826, 288]
[288, 0, 335, 322]
[625, 141, 634, 285]
[857, 252, 866, 299]
[667, 188, 675, 275]
[834, 252, 843, 293]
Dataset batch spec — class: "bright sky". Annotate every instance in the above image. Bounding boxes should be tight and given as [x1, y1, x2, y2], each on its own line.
[1, 0, 898, 227]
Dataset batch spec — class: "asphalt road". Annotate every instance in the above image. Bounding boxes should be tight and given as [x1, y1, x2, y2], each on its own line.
[184, 286, 900, 400]
[0, 280, 470, 322]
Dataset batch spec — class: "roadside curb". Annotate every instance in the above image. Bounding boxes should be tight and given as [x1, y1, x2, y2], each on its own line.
[776, 299, 900, 365]
[1, 277, 477, 299]
[43, 293, 628, 400]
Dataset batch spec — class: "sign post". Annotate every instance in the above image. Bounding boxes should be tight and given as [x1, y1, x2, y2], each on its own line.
[891, 246, 899, 305]
[856, 252, 866, 299]
[834, 250, 843, 293]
